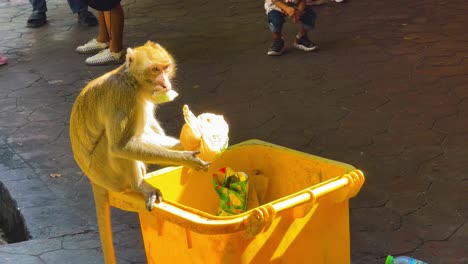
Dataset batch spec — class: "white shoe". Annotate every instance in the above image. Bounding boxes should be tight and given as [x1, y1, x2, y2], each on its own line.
[85, 49, 123, 66]
[335, 0, 344, 2]
[76, 38, 109, 54]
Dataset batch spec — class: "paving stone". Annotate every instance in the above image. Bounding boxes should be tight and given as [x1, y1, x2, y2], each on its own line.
[0, 127, 19, 139]
[0, 238, 62, 256]
[418, 154, 468, 181]
[0, 252, 44, 264]
[0, 167, 36, 182]
[40, 249, 130, 264]
[413, 239, 468, 264]
[385, 193, 426, 216]
[425, 181, 468, 218]
[28, 102, 73, 122]
[358, 157, 420, 189]
[351, 254, 386, 264]
[6, 121, 65, 147]
[0, 98, 16, 112]
[366, 129, 443, 157]
[313, 129, 374, 153]
[379, 174, 432, 195]
[338, 91, 390, 111]
[351, 229, 421, 257]
[0, 111, 31, 131]
[8, 82, 68, 100]
[16, 97, 65, 112]
[451, 222, 468, 240]
[0, 143, 28, 170]
[401, 205, 465, 241]
[113, 245, 146, 263]
[21, 204, 89, 239]
[400, 145, 443, 164]
[2, 179, 58, 209]
[0, 71, 41, 91]
[350, 207, 401, 232]
[62, 232, 101, 250]
[113, 227, 144, 249]
[340, 110, 393, 136]
[350, 184, 389, 209]
[442, 133, 468, 154]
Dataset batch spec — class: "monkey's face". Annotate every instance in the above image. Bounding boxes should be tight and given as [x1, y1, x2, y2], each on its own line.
[126, 41, 177, 103]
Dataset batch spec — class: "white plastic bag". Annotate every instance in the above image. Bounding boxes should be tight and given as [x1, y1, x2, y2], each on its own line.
[179, 105, 229, 162]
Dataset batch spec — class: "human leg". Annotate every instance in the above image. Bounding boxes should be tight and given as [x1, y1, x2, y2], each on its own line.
[66, 0, 85, 14]
[96, 11, 110, 43]
[27, 0, 47, 28]
[294, 7, 317, 51]
[29, 0, 46, 12]
[267, 10, 286, 56]
[103, 5, 124, 53]
[85, 6, 124, 65]
[76, 11, 109, 54]
[67, 0, 98, 26]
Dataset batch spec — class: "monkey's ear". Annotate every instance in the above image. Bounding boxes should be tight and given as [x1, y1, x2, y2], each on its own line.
[144, 41, 159, 48]
[125, 47, 135, 68]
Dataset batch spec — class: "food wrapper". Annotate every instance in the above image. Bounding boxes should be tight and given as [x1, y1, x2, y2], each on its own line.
[212, 167, 248, 216]
[179, 105, 229, 162]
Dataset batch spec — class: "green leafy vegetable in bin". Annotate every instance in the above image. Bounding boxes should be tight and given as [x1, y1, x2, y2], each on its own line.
[212, 167, 249, 216]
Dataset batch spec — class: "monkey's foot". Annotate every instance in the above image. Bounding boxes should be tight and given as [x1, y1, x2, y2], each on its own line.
[146, 189, 163, 211]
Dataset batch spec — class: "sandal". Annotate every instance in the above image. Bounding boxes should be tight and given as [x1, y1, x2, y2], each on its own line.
[27, 11, 47, 28]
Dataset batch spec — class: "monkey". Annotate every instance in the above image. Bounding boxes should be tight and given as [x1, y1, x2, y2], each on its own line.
[69, 41, 209, 213]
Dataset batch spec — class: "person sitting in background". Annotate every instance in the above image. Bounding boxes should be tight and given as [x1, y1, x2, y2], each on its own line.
[27, 0, 98, 28]
[265, 0, 317, 56]
[307, 0, 344, 5]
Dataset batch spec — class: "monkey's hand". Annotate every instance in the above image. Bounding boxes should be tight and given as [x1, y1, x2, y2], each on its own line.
[181, 150, 210, 171]
[146, 188, 163, 211]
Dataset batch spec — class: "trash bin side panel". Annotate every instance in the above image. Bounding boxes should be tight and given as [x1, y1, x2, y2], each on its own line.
[139, 199, 351, 264]
[256, 200, 350, 264]
[139, 212, 245, 264]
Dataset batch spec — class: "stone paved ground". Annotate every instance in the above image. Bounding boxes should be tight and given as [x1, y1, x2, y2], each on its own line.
[0, 0, 467, 263]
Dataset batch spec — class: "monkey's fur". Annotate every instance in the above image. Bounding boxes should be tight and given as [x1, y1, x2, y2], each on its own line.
[70, 41, 209, 212]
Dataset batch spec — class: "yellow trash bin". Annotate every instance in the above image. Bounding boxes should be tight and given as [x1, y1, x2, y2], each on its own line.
[110, 139, 364, 264]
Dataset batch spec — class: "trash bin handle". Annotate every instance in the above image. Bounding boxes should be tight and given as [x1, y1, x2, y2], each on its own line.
[270, 170, 363, 214]
[155, 170, 363, 234]
[110, 170, 364, 235]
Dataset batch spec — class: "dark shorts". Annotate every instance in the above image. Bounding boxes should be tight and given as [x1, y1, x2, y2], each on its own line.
[267, 6, 316, 32]
[87, 0, 121, 11]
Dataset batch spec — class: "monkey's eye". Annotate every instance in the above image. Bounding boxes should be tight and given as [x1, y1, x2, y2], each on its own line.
[152, 67, 159, 73]
[163, 66, 170, 72]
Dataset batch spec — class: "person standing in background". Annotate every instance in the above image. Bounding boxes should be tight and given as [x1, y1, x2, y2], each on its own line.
[75, 0, 125, 65]
[27, 0, 98, 28]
